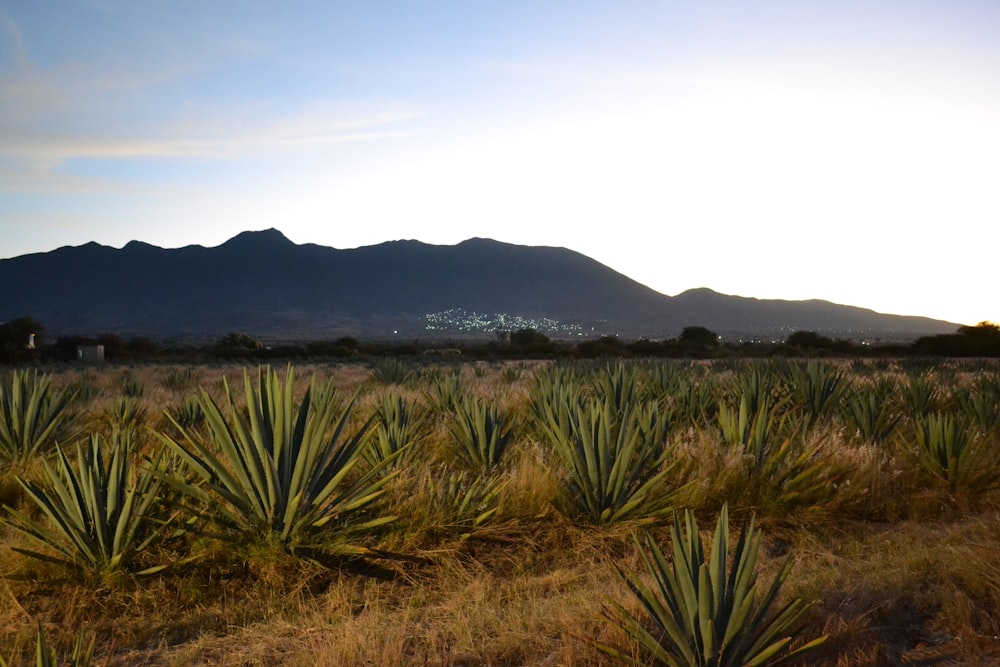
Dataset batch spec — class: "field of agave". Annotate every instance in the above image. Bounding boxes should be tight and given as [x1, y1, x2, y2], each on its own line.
[0, 357, 999, 665]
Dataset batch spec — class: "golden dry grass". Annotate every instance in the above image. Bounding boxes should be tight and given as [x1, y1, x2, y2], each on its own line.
[0, 359, 998, 665]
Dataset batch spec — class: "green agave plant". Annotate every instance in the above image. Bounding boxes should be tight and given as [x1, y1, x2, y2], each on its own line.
[423, 372, 465, 416]
[954, 391, 1000, 435]
[536, 394, 681, 525]
[593, 363, 642, 415]
[157, 366, 396, 554]
[446, 394, 514, 473]
[164, 394, 205, 434]
[0, 624, 95, 667]
[597, 505, 826, 666]
[664, 373, 721, 428]
[103, 396, 147, 433]
[365, 392, 428, 470]
[843, 390, 901, 446]
[2, 431, 167, 576]
[787, 361, 850, 428]
[910, 411, 1000, 497]
[0, 369, 80, 466]
[369, 358, 412, 385]
[719, 396, 846, 517]
[426, 468, 506, 539]
[646, 361, 685, 402]
[726, 363, 785, 418]
[901, 371, 944, 416]
[718, 396, 793, 468]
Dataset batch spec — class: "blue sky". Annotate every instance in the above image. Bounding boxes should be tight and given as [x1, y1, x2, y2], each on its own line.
[2, 1, 998, 326]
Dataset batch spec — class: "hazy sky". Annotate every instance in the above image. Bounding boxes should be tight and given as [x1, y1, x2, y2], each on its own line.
[2, 1, 998, 327]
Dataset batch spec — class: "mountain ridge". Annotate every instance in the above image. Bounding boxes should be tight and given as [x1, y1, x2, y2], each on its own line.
[0, 229, 957, 341]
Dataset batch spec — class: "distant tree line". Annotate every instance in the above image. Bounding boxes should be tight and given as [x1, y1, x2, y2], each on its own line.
[911, 322, 1000, 357]
[2, 316, 999, 364]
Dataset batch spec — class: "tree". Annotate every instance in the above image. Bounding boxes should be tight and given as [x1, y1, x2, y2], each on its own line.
[786, 330, 834, 350]
[97, 333, 127, 360]
[215, 332, 266, 358]
[577, 335, 625, 358]
[678, 325, 719, 348]
[509, 328, 552, 353]
[913, 321, 1000, 356]
[957, 321, 1000, 342]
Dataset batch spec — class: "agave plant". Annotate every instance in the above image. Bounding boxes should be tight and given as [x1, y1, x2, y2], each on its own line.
[446, 395, 514, 472]
[423, 372, 465, 416]
[115, 372, 144, 398]
[787, 360, 850, 428]
[718, 396, 792, 468]
[157, 366, 396, 554]
[596, 505, 826, 666]
[369, 358, 412, 385]
[954, 391, 1000, 435]
[536, 395, 681, 525]
[499, 365, 522, 384]
[164, 394, 205, 433]
[103, 396, 147, 434]
[909, 411, 1000, 497]
[646, 361, 685, 402]
[842, 390, 901, 446]
[0, 624, 95, 667]
[719, 396, 846, 518]
[0, 369, 80, 466]
[725, 363, 785, 417]
[160, 366, 197, 393]
[664, 373, 721, 428]
[2, 431, 167, 576]
[365, 392, 428, 470]
[593, 363, 642, 415]
[426, 468, 506, 539]
[901, 371, 943, 416]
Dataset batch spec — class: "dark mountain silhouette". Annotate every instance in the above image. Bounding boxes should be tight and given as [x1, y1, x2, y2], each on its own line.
[0, 229, 957, 341]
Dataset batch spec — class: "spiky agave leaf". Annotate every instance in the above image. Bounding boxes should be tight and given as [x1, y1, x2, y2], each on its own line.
[596, 505, 826, 666]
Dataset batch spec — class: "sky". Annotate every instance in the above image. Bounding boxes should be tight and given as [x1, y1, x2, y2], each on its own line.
[1, 1, 998, 327]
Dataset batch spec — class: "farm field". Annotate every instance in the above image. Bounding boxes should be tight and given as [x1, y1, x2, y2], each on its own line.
[1, 357, 999, 666]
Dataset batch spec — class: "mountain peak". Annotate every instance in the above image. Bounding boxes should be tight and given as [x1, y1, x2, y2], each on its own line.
[222, 228, 294, 248]
[123, 240, 158, 252]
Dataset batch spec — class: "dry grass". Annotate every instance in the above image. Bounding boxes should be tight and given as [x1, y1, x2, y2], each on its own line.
[0, 359, 999, 665]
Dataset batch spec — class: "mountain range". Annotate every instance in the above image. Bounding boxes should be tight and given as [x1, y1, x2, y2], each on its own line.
[0, 229, 957, 342]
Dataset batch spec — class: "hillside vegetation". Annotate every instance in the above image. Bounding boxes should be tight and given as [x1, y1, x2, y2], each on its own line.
[1, 358, 999, 665]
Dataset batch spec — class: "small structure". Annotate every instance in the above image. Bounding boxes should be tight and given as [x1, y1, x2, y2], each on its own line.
[76, 345, 105, 364]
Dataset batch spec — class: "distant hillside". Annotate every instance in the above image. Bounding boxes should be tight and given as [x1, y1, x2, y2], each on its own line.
[0, 229, 957, 341]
